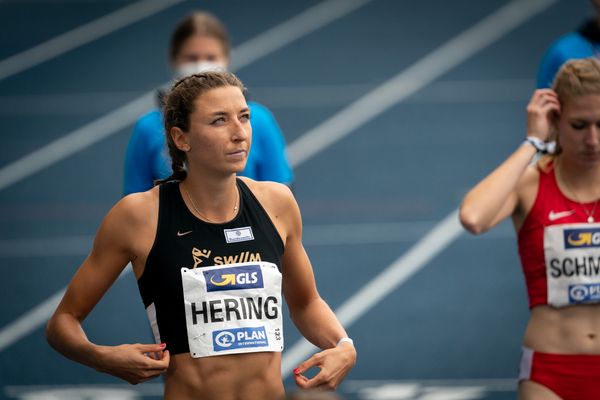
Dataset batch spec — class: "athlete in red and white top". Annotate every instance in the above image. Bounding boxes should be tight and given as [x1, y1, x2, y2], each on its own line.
[460, 58, 600, 400]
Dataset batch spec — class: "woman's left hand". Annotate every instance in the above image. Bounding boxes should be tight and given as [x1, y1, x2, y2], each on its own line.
[293, 342, 357, 390]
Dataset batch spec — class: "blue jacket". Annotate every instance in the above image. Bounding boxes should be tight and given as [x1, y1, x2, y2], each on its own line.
[537, 20, 599, 88]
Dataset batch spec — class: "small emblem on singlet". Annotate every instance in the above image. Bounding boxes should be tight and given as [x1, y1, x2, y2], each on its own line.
[177, 230, 193, 237]
[548, 210, 575, 221]
[224, 226, 254, 243]
[192, 247, 212, 268]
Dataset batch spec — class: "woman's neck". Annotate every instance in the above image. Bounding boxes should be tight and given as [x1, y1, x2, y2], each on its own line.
[181, 170, 239, 222]
[555, 156, 600, 201]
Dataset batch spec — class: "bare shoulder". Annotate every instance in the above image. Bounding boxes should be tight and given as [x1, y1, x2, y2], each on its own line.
[106, 186, 160, 229]
[239, 177, 295, 211]
[239, 178, 298, 243]
[515, 161, 541, 217]
[518, 163, 540, 189]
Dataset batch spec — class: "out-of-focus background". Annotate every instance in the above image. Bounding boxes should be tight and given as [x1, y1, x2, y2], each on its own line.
[0, 0, 593, 399]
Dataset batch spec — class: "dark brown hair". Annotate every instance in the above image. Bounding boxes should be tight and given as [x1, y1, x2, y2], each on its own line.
[170, 12, 230, 61]
[157, 71, 245, 184]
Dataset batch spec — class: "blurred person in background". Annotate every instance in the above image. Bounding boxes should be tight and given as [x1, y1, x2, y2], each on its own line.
[47, 71, 355, 399]
[537, 0, 600, 88]
[124, 11, 293, 195]
[461, 58, 600, 399]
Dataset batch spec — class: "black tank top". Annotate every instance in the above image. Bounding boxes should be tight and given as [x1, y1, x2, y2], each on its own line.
[137, 179, 284, 355]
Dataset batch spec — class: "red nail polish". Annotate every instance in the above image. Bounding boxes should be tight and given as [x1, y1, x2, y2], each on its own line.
[293, 368, 300, 375]
[160, 343, 166, 348]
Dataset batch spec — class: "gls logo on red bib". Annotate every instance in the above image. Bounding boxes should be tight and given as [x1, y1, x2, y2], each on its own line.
[564, 228, 600, 249]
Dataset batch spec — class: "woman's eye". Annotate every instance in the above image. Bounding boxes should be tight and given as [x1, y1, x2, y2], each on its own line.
[211, 117, 225, 125]
[571, 122, 586, 130]
[240, 114, 250, 122]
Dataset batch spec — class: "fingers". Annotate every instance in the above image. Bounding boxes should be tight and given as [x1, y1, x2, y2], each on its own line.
[294, 369, 335, 390]
[136, 343, 166, 353]
[529, 91, 560, 113]
[294, 352, 334, 390]
[295, 352, 323, 375]
[527, 89, 561, 140]
[156, 349, 170, 368]
[145, 350, 170, 371]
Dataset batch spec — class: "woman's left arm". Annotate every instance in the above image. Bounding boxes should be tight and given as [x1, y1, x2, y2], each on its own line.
[280, 188, 356, 390]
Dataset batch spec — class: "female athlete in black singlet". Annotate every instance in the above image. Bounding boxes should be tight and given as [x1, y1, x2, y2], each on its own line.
[46, 71, 356, 400]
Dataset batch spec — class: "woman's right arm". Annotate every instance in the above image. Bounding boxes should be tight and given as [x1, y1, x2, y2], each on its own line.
[459, 89, 559, 234]
[46, 195, 169, 384]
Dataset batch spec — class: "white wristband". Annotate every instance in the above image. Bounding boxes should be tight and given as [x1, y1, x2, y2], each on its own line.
[523, 136, 546, 152]
[523, 137, 556, 154]
[336, 337, 354, 347]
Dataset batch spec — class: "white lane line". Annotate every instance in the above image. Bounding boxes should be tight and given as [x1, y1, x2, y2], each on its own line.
[0, 289, 65, 353]
[281, 211, 464, 375]
[0, 222, 514, 258]
[0, 0, 375, 351]
[0, 265, 132, 352]
[287, 0, 557, 167]
[281, 0, 557, 376]
[0, 0, 186, 81]
[0, 79, 533, 116]
[229, 0, 374, 70]
[0, 93, 155, 191]
[344, 378, 517, 392]
[0, 0, 374, 192]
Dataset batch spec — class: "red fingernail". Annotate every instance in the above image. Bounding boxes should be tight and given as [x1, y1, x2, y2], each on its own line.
[293, 368, 300, 375]
[160, 343, 166, 348]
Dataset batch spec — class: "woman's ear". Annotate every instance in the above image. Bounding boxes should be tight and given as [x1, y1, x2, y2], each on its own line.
[171, 127, 191, 152]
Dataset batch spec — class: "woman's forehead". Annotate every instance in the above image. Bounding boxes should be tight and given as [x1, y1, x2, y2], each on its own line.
[561, 94, 600, 116]
[193, 86, 247, 112]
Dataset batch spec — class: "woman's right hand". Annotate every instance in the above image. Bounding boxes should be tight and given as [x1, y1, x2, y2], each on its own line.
[526, 89, 560, 141]
[95, 343, 170, 384]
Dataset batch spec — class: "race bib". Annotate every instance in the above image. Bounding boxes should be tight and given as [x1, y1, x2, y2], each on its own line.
[181, 261, 283, 358]
[544, 223, 600, 307]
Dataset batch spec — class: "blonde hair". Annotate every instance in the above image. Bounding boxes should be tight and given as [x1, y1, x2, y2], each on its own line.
[552, 58, 600, 102]
[538, 58, 600, 164]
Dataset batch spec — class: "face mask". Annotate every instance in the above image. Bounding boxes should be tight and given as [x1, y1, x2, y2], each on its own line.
[174, 61, 227, 80]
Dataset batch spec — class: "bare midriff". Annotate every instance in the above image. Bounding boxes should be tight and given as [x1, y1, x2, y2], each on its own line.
[524, 304, 600, 354]
[163, 351, 284, 400]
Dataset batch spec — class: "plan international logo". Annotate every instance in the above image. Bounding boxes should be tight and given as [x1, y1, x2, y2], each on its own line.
[213, 326, 268, 352]
[204, 264, 264, 292]
[564, 228, 600, 249]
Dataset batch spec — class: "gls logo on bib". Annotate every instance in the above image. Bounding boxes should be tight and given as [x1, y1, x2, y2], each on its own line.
[564, 228, 600, 249]
[204, 264, 264, 292]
